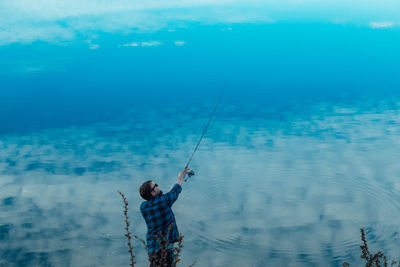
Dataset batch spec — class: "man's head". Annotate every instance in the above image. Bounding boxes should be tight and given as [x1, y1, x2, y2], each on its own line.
[139, 180, 163, 200]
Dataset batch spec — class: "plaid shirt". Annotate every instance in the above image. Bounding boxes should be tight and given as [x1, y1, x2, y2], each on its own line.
[140, 183, 182, 254]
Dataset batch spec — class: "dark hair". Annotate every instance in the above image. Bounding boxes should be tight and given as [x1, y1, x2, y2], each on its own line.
[139, 180, 153, 200]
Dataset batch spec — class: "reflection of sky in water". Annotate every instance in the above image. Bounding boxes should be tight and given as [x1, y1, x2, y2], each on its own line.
[2, 99, 400, 266]
[0, 0, 400, 46]
[1, 1, 400, 266]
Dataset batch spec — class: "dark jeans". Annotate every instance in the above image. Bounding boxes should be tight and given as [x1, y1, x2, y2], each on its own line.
[149, 248, 174, 267]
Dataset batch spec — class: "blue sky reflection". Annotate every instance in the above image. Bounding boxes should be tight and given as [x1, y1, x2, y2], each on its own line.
[1, 0, 400, 46]
[1, 1, 400, 266]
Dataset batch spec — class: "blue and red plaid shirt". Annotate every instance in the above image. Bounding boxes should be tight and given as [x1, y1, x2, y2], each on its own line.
[140, 183, 182, 253]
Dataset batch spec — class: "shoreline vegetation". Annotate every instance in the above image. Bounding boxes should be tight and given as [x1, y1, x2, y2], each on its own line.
[118, 191, 192, 267]
[343, 228, 399, 267]
[118, 191, 395, 267]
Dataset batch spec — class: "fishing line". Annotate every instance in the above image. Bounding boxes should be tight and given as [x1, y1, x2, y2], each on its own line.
[184, 81, 227, 181]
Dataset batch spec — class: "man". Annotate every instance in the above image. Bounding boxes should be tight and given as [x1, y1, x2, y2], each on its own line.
[139, 168, 191, 267]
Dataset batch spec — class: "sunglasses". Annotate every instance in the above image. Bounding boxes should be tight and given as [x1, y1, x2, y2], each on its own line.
[151, 183, 158, 192]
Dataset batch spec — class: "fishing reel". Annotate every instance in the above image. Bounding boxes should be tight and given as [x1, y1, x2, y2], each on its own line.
[184, 170, 195, 182]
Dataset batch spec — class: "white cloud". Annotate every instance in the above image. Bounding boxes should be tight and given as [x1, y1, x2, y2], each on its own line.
[174, 40, 186, 46]
[141, 41, 163, 47]
[2, 98, 400, 265]
[220, 27, 233, 31]
[0, 23, 75, 45]
[119, 41, 163, 47]
[369, 21, 395, 28]
[24, 66, 44, 73]
[119, 42, 139, 47]
[0, 0, 399, 45]
[89, 44, 100, 49]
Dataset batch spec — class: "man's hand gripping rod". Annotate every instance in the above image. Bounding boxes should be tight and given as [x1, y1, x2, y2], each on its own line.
[184, 81, 227, 182]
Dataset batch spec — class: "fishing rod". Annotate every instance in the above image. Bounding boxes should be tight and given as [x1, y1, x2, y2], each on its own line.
[184, 81, 227, 181]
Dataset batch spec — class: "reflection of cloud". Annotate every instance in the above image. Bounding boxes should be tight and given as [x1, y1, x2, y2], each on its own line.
[1, 0, 399, 46]
[220, 27, 233, 31]
[24, 66, 45, 73]
[0, 23, 75, 45]
[369, 21, 395, 28]
[120, 42, 139, 47]
[119, 41, 163, 47]
[0, 3, 274, 46]
[141, 41, 163, 47]
[89, 44, 100, 49]
[174, 40, 186, 46]
[1, 98, 400, 265]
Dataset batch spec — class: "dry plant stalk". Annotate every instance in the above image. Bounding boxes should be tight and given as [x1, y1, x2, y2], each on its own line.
[118, 190, 135, 267]
[343, 228, 400, 267]
[173, 234, 184, 267]
[153, 222, 173, 267]
[150, 223, 193, 267]
[360, 228, 386, 267]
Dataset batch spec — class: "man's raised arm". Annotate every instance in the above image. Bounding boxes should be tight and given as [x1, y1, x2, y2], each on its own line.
[165, 168, 191, 206]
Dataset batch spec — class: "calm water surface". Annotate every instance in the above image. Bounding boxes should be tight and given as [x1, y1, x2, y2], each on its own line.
[1, 22, 400, 266]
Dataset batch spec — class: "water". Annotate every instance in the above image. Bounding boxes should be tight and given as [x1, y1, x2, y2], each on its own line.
[1, 17, 400, 266]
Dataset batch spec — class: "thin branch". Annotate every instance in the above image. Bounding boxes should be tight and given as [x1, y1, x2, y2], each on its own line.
[118, 190, 135, 267]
